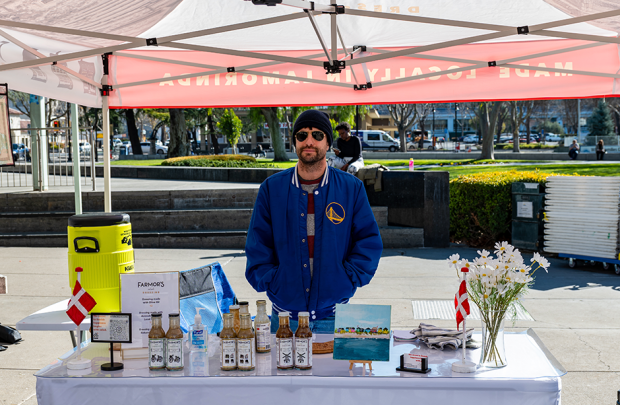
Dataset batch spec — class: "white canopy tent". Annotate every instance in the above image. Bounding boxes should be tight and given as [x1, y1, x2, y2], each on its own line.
[1, 0, 620, 210]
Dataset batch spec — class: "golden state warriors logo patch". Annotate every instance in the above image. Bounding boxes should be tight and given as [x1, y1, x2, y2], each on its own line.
[325, 202, 345, 225]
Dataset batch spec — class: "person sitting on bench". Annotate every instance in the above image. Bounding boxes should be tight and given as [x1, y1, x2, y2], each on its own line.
[568, 139, 579, 160]
[327, 122, 364, 175]
[596, 140, 606, 160]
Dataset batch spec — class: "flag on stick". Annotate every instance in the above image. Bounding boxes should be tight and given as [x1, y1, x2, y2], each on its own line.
[454, 267, 470, 330]
[66, 268, 96, 325]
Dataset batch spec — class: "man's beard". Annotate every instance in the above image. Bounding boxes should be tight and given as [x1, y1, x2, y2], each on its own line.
[297, 146, 326, 167]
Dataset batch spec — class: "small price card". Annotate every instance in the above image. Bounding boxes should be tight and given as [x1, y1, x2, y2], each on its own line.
[91, 313, 133, 343]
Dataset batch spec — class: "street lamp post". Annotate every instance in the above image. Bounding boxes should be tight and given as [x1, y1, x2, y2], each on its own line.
[432, 108, 436, 140]
[454, 103, 459, 141]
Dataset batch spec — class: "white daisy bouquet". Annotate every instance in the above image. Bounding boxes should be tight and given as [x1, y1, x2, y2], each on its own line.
[448, 242, 550, 367]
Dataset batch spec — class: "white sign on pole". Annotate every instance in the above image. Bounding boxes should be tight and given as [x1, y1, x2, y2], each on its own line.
[120, 272, 179, 349]
[517, 201, 534, 219]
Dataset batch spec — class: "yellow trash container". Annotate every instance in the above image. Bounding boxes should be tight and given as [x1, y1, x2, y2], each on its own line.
[68, 213, 135, 312]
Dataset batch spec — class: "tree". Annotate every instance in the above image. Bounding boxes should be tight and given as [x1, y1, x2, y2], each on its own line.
[124, 109, 143, 155]
[168, 109, 190, 158]
[249, 107, 288, 161]
[588, 100, 614, 137]
[476, 102, 504, 160]
[217, 109, 243, 152]
[386, 104, 417, 152]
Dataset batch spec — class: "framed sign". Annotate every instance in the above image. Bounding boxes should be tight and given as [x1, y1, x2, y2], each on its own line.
[90, 313, 132, 344]
[0, 84, 14, 167]
[120, 272, 179, 349]
[333, 304, 391, 362]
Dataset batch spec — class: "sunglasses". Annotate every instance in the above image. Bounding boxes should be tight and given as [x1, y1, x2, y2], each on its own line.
[295, 130, 325, 143]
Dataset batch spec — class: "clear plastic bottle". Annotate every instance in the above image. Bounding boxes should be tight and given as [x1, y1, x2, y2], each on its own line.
[276, 312, 294, 370]
[229, 304, 241, 335]
[237, 313, 256, 371]
[165, 313, 184, 370]
[189, 307, 207, 352]
[220, 313, 237, 371]
[255, 300, 271, 353]
[148, 313, 166, 370]
[294, 312, 312, 370]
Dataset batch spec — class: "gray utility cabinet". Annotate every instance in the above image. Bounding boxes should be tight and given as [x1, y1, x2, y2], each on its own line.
[511, 182, 545, 251]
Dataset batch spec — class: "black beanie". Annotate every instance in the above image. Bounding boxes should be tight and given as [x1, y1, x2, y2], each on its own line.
[292, 109, 333, 147]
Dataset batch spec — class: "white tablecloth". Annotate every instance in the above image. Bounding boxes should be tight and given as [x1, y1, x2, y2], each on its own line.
[35, 331, 564, 405]
[16, 299, 90, 331]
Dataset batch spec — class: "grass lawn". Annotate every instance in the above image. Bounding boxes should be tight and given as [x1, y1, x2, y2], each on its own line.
[423, 163, 620, 177]
[109, 159, 165, 166]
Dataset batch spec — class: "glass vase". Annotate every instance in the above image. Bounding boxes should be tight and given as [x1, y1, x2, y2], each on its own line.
[479, 311, 507, 368]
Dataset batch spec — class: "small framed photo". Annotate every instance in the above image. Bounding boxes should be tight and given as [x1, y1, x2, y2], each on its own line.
[90, 313, 132, 344]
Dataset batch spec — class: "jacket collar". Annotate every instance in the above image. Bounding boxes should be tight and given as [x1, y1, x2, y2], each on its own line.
[292, 163, 329, 189]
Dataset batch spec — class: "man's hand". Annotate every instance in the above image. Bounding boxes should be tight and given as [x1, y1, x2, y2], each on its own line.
[341, 164, 349, 172]
[333, 148, 340, 156]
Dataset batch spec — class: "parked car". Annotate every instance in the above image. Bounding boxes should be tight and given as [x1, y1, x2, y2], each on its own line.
[12, 143, 29, 161]
[544, 133, 563, 142]
[407, 139, 437, 150]
[78, 142, 91, 154]
[462, 135, 479, 143]
[352, 130, 400, 152]
[132, 141, 168, 155]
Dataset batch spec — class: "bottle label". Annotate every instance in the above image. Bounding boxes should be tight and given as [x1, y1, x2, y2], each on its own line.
[237, 338, 255, 369]
[221, 339, 237, 368]
[276, 338, 294, 368]
[166, 338, 183, 368]
[149, 338, 165, 368]
[295, 338, 312, 367]
[256, 323, 271, 350]
[191, 329, 206, 349]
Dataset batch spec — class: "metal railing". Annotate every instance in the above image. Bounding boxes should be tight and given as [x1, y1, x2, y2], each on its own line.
[1, 127, 96, 191]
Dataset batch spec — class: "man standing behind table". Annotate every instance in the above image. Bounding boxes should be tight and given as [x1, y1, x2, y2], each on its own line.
[327, 122, 364, 175]
[245, 110, 383, 334]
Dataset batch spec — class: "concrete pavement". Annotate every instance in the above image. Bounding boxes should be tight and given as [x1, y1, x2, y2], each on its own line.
[1, 246, 619, 404]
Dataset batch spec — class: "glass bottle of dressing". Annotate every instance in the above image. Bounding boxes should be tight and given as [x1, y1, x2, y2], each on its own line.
[220, 313, 237, 371]
[276, 312, 294, 370]
[237, 313, 256, 371]
[239, 301, 253, 332]
[294, 312, 312, 370]
[165, 313, 184, 370]
[255, 300, 271, 353]
[229, 305, 241, 334]
[148, 313, 166, 370]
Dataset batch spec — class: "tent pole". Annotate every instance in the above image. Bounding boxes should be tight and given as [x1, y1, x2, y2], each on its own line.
[102, 67, 112, 213]
[330, 11, 337, 62]
[70, 103, 82, 215]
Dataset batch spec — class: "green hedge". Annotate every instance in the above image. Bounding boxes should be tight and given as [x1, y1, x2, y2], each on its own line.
[495, 143, 556, 150]
[161, 154, 276, 168]
[450, 171, 555, 247]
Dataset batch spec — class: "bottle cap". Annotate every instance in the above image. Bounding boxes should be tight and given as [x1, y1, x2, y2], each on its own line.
[240, 313, 250, 319]
[278, 312, 290, 317]
[195, 307, 205, 325]
[238, 301, 249, 306]
[223, 313, 232, 319]
[256, 299, 266, 305]
[151, 313, 162, 318]
[298, 311, 310, 317]
[169, 313, 179, 318]
[229, 305, 240, 310]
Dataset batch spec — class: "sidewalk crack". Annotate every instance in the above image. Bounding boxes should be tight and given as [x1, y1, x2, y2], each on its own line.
[576, 332, 611, 371]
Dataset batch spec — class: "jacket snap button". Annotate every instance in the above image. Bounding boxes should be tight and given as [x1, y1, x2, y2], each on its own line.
[301, 213, 304, 217]
[315, 191, 318, 195]
[302, 239, 305, 243]
[304, 264, 307, 268]
[312, 315, 316, 319]
[306, 288, 310, 292]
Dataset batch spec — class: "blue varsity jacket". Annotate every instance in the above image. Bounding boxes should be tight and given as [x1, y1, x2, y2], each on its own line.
[245, 165, 383, 321]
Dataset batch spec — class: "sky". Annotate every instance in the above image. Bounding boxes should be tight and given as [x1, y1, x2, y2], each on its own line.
[334, 304, 391, 330]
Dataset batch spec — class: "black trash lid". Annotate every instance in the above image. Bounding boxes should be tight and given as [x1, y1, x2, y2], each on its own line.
[68, 213, 130, 227]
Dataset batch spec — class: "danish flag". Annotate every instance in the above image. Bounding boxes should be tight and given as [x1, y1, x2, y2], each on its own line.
[454, 267, 470, 330]
[66, 267, 97, 325]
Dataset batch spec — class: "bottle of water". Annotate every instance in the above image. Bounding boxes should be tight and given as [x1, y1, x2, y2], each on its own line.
[409, 158, 414, 171]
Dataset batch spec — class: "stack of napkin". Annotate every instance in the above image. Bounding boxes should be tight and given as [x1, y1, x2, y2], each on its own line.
[412, 323, 474, 350]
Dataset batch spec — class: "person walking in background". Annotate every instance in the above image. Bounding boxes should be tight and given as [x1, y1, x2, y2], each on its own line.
[568, 139, 580, 160]
[596, 139, 606, 160]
